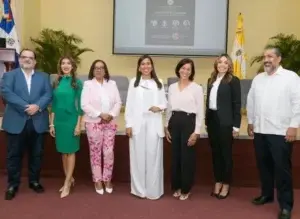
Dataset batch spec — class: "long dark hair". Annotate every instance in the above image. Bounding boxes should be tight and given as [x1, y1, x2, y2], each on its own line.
[134, 55, 162, 89]
[53, 56, 78, 89]
[208, 53, 233, 86]
[88, 59, 110, 81]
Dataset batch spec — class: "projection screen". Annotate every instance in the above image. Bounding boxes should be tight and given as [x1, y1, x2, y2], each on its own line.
[113, 0, 229, 56]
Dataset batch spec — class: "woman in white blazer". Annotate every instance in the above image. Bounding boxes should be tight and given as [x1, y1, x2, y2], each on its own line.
[125, 55, 167, 200]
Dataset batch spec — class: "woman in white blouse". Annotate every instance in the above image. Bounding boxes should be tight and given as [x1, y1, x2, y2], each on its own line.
[165, 58, 204, 200]
[125, 55, 167, 200]
[81, 60, 122, 194]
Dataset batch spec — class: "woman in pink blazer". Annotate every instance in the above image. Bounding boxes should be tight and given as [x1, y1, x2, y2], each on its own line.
[81, 60, 122, 195]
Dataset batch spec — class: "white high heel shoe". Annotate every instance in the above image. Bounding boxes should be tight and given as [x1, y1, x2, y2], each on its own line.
[105, 187, 113, 194]
[95, 182, 104, 195]
[95, 187, 104, 195]
[104, 182, 113, 194]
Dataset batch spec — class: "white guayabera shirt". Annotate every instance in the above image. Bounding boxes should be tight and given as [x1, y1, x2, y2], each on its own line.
[247, 66, 300, 135]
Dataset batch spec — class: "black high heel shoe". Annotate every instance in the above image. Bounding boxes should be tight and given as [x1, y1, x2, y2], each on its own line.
[217, 187, 230, 199]
[211, 185, 222, 197]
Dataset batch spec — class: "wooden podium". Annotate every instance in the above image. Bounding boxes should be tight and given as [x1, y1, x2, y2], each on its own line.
[0, 48, 17, 115]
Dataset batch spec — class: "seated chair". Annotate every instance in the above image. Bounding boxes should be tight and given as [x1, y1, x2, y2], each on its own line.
[167, 77, 179, 87]
[240, 79, 253, 111]
[165, 77, 179, 99]
[110, 75, 129, 107]
[49, 73, 57, 85]
[77, 74, 89, 83]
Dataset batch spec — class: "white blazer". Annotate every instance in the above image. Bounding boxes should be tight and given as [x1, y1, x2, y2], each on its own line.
[124, 77, 167, 137]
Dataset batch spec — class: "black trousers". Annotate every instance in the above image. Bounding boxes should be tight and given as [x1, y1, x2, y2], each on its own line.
[254, 133, 293, 211]
[6, 119, 45, 189]
[207, 110, 233, 184]
[169, 111, 196, 194]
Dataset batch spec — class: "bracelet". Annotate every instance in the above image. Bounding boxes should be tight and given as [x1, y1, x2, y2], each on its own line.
[49, 124, 54, 127]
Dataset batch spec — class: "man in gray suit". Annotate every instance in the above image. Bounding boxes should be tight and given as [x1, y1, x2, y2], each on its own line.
[1, 48, 52, 200]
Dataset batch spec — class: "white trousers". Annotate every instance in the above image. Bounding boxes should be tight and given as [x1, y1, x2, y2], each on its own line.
[129, 114, 164, 200]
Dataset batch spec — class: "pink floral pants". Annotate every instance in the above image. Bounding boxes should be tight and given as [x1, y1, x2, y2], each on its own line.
[85, 122, 117, 182]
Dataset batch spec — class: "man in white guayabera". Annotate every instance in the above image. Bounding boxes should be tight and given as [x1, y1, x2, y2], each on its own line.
[247, 46, 300, 219]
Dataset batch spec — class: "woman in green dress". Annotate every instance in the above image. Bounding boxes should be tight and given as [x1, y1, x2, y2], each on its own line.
[49, 56, 83, 198]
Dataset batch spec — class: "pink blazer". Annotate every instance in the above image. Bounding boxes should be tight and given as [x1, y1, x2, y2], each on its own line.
[81, 78, 122, 124]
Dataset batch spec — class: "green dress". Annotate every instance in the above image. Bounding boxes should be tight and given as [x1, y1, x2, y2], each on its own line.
[52, 76, 83, 153]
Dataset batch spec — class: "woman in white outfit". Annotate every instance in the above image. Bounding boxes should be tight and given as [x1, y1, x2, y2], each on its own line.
[125, 55, 167, 200]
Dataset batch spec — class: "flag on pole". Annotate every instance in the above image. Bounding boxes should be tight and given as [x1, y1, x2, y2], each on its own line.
[231, 13, 246, 79]
[0, 0, 20, 67]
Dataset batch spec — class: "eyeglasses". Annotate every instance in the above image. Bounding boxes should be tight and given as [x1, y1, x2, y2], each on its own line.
[20, 56, 35, 60]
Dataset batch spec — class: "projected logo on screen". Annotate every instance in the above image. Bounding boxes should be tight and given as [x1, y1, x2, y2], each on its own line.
[145, 0, 195, 46]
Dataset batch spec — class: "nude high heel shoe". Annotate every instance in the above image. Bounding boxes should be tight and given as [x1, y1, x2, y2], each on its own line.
[60, 184, 72, 198]
[59, 178, 75, 192]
